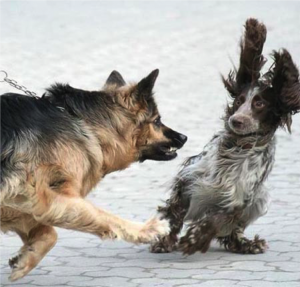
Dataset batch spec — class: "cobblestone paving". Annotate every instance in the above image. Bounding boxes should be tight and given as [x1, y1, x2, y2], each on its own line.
[1, 1, 300, 286]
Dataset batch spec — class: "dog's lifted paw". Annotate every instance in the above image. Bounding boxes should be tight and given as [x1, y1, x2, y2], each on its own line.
[116, 217, 169, 244]
[8, 250, 35, 281]
[137, 217, 170, 244]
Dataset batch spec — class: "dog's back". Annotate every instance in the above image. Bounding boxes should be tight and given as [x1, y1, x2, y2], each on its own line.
[1, 93, 98, 197]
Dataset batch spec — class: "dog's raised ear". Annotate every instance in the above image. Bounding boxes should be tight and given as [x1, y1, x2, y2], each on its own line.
[237, 18, 267, 86]
[270, 49, 300, 132]
[105, 70, 126, 88]
[137, 69, 159, 100]
[222, 19, 267, 97]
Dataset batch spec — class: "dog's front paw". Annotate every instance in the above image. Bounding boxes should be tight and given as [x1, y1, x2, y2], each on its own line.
[137, 217, 170, 244]
[150, 234, 177, 253]
[222, 234, 268, 254]
[117, 217, 169, 244]
[246, 235, 268, 254]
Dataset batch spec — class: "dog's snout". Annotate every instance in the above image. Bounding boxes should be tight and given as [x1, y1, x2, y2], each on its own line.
[179, 134, 188, 144]
[231, 118, 244, 129]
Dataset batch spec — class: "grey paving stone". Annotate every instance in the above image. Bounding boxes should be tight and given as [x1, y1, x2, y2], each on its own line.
[237, 281, 300, 287]
[198, 281, 240, 287]
[266, 261, 300, 272]
[85, 267, 153, 279]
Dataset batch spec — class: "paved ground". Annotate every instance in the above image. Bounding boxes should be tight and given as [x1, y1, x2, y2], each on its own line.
[1, 1, 300, 286]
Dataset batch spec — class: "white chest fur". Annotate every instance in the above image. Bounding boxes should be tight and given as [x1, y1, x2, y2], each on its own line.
[181, 133, 276, 222]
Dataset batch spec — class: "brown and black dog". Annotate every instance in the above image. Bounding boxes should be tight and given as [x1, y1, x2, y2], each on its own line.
[0, 69, 187, 281]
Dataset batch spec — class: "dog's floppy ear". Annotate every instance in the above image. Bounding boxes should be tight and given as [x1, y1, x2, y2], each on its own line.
[222, 18, 267, 97]
[270, 49, 300, 132]
[137, 69, 159, 100]
[105, 70, 126, 88]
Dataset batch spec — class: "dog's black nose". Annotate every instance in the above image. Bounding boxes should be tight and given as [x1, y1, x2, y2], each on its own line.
[231, 118, 243, 129]
[179, 134, 188, 144]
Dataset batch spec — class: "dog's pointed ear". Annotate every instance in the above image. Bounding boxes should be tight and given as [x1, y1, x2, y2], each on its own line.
[270, 49, 300, 132]
[222, 19, 267, 98]
[137, 69, 159, 100]
[105, 70, 126, 88]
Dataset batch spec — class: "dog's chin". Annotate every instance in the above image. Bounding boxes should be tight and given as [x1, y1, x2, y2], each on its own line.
[228, 122, 258, 136]
[139, 145, 179, 162]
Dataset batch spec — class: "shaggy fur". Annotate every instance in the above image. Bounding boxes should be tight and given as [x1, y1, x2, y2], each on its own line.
[150, 19, 300, 255]
[0, 69, 187, 281]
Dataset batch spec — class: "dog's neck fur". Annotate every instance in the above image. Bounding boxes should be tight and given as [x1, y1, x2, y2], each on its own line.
[73, 104, 139, 176]
[46, 85, 140, 177]
[221, 127, 276, 150]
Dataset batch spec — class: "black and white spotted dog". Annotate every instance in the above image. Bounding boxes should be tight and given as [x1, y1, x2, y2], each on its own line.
[150, 18, 300, 255]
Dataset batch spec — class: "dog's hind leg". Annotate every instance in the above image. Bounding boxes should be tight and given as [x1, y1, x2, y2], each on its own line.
[150, 186, 188, 253]
[9, 224, 57, 281]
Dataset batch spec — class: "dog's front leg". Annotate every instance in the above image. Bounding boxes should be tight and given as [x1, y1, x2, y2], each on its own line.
[10, 164, 169, 244]
[178, 216, 218, 255]
[178, 207, 244, 255]
[150, 189, 188, 253]
[218, 226, 267, 254]
[32, 195, 169, 244]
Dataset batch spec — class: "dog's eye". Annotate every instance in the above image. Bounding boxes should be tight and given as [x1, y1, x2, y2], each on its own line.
[254, 101, 265, 109]
[235, 100, 241, 106]
[154, 117, 162, 126]
[235, 96, 245, 107]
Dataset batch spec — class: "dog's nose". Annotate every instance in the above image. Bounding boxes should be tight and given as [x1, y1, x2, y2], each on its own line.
[231, 118, 244, 129]
[179, 134, 188, 144]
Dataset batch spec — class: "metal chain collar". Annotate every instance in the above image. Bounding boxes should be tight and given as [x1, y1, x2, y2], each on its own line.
[0, 70, 37, 97]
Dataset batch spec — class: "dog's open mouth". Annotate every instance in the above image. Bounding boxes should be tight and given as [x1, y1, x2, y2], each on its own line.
[139, 143, 182, 162]
[160, 146, 178, 158]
